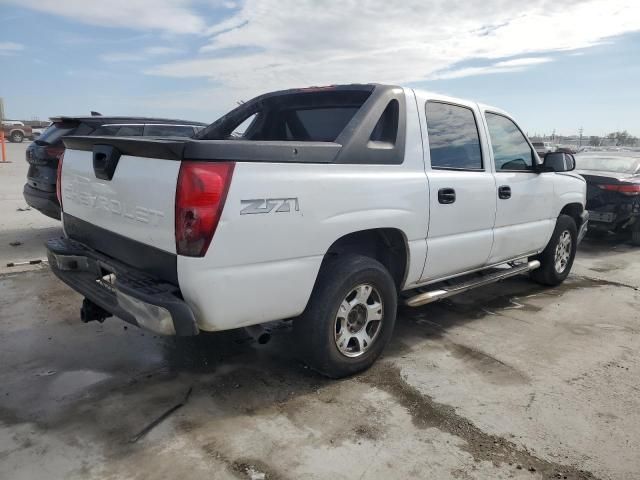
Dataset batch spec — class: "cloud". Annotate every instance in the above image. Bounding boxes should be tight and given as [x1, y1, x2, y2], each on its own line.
[434, 56, 553, 79]
[143, 0, 640, 115]
[0, 41, 24, 56]
[5, 0, 207, 35]
[493, 57, 553, 68]
[100, 46, 184, 62]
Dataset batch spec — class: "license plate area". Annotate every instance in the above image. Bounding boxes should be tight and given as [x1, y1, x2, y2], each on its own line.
[96, 265, 117, 294]
[589, 211, 615, 223]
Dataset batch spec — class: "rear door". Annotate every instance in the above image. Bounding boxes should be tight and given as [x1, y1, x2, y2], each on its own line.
[482, 111, 554, 263]
[419, 97, 497, 281]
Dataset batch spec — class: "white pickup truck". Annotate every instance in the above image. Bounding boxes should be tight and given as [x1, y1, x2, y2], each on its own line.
[47, 84, 588, 378]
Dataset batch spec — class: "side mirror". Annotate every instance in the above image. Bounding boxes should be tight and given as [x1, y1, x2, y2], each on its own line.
[543, 152, 576, 172]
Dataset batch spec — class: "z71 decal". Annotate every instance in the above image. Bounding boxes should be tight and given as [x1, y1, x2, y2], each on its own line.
[240, 198, 300, 215]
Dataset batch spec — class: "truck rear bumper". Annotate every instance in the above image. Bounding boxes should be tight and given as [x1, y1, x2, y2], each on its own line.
[46, 237, 198, 336]
[578, 210, 589, 244]
[23, 184, 61, 220]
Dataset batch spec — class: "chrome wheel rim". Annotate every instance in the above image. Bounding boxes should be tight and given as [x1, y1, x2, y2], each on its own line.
[554, 230, 572, 274]
[334, 284, 383, 358]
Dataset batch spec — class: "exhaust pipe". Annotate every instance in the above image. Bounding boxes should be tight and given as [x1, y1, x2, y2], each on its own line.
[245, 324, 271, 345]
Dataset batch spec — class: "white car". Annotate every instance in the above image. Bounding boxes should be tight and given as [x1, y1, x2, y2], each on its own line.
[531, 141, 555, 157]
[47, 84, 588, 378]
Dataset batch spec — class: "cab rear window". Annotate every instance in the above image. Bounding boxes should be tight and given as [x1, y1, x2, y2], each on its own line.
[197, 88, 373, 142]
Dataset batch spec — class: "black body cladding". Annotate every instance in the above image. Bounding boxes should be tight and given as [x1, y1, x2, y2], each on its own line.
[62, 84, 407, 165]
[64, 214, 178, 285]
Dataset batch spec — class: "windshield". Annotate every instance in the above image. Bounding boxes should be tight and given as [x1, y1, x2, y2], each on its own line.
[576, 155, 640, 174]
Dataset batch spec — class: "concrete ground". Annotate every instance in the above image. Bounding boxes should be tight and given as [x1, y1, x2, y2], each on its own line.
[0, 142, 61, 273]
[1, 141, 639, 479]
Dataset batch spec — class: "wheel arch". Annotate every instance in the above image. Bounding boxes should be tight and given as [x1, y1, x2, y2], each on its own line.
[321, 228, 409, 291]
[559, 202, 584, 229]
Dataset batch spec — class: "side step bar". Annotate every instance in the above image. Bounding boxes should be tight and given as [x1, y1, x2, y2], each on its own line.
[405, 260, 541, 308]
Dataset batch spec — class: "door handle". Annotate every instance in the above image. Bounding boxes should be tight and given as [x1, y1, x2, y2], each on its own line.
[498, 185, 511, 199]
[438, 187, 456, 204]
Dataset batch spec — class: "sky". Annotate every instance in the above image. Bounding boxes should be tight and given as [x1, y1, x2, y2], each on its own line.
[0, 0, 639, 136]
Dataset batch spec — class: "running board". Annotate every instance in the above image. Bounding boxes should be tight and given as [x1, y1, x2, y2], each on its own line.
[405, 260, 541, 308]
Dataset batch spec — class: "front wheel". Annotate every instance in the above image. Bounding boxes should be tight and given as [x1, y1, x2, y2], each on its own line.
[531, 214, 577, 286]
[294, 254, 397, 378]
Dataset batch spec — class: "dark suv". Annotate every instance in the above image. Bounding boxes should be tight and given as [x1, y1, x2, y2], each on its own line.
[24, 116, 207, 219]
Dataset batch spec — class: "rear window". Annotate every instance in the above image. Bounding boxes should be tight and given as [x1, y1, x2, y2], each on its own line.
[197, 88, 373, 142]
[37, 121, 93, 145]
[285, 107, 358, 142]
[143, 125, 195, 137]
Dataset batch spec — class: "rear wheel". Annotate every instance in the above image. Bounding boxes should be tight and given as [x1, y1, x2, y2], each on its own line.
[10, 131, 24, 143]
[631, 222, 640, 246]
[294, 254, 397, 378]
[531, 214, 577, 286]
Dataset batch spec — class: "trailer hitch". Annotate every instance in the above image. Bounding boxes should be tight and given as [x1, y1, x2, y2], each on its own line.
[80, 298, 113, 323]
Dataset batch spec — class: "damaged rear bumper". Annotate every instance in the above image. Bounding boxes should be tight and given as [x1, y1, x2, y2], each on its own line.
[46, 237, 198, 336]
[578, 210, 589, 244]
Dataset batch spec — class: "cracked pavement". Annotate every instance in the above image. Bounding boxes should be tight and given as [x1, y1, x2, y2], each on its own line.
[1, 142, 639, 479]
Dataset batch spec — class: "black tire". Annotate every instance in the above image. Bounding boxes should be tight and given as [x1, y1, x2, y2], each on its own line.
[531, 214, 577, 286]
[10, 131, 24, 143]
[631, 223, 640, 246]
[294, 254, 397, 378]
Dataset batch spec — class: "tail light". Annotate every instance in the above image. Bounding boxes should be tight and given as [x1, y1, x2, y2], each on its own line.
[56, 152, 65, 207]
[598, 183, 640, 196]
[175, 161, 235, 257]
[45, 145, 65, 159]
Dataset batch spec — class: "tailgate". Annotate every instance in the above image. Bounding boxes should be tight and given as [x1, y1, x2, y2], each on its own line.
[61, 145, 180, 254]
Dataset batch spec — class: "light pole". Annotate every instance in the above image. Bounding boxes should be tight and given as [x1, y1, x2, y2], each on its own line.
[578, 127, 583, 148]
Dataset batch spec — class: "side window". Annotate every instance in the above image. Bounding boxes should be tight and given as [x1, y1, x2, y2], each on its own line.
[143, 125, 196, 137]
[91, 125, 120, 136]
[231, 113, 257, 138]
[369, 100, 399, 145]
[116, 125, 143, 136]
[485, 113, 534, 171]
[425, 102, 483, 170]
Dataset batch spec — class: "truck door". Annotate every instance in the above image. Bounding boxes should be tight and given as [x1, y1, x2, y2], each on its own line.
[482, 111, 554, 264]
[419, 100, 497, 282]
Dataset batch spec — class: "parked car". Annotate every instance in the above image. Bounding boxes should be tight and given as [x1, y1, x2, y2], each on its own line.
[31, 123, 52, 140]
[556, 146, 578, 154]
[46, 84, 587, 378]
[24, 116, 207, 219]
[2, 120, 33, 143]
[531, 141, 555, 157]
[576, 152, 640, 244]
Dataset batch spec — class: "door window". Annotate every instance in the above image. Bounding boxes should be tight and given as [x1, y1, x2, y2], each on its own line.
[143, 125, 196, 137]
[485, 113, 534, 171]
[115, 125, 143, 136]
[425, 102, 483, 170]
